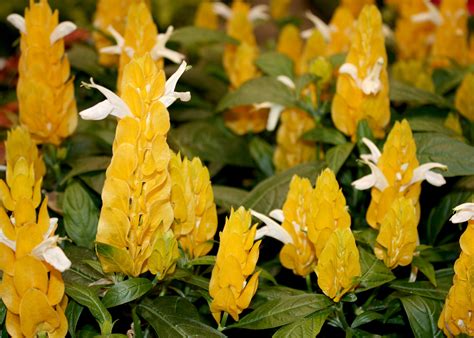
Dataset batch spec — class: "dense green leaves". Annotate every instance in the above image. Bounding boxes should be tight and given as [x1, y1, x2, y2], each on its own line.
[273, 309, 331, 337]
[400, 296, 444, 338]
[390, 80, 453, 108]
[102, 278, 152, 308]
[256, 52, 294, 78]
[66, 301, 84, 338]
[325, 143, 355, 174]
[249, 137, 275, 177]
[303, 126, 347, 145]
[212, 185, 248, 210]
[170, 26, 237, 46]
[356, 248, 396, 293]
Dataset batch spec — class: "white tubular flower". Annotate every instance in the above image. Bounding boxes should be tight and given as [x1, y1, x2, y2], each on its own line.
[360, 137, 382, 164]
[382, 24, 394, 42]
[100, 26, 125, 55]
[301, 11, 331, 42]
[158, 61, 191, 107]
[0, 228, 16, 251]
[411, 0, 443, 26]
[450, 203, 474, 223]
[248, 4, 269, 22]
[213, 2, 232, 19]
[352, 160, 389, 191]
[251, 209, 293, 244]
[6, 14, 26, 34]
[403, 162, 447, 189]
[79, 78, 133, 120]
[50, 21, 76, 45]
[339, 57, 384, 95]
[151, 26, 185, 64]
[277, 75, 296, 90]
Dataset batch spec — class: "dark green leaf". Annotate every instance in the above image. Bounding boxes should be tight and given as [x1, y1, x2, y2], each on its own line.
[217, 77, 295, 111]
[187, 255, 216, 266]
[351, 311, 384, 329]
[325, 143, 354, 174]
[420, 243, 460, 263]
[256, 266, 278, 285]
[169, 119, 253, 167]
[407, 116, 457, 136]
[138, 297, 225, 338]
[356, 248, 395, 293]
[63, 181, 99, 249]
[80, 172, 106, 195]
[432, 67, 466, 95]
[303, 127, 347, 145]
[249, 137, 275, 177]
[415, 132, 474, 177]
[256, 52, 294, 78]
[63, 246, 104, 286]
[412, 256, 437, 287]
[390, 80, 453, 109]
[212, 185, 248, 210]
[256, 286, 306, 301]
[102, 278, 152, 308]
[273, 309, 331, 338]
[170, 26, 237, 46]
[173, 268, 210, 290]
[294, 74, 318, 96]
[62, 156, 111, 185]
[242, 161, 326, 214]
[0, 300, 5, 326]
[389, 269, 453, 300]
[68, 44, 104, 78]
[228, 294, 333, 329]
[66, 300, 84, 338]
[400, 295, 444, 338]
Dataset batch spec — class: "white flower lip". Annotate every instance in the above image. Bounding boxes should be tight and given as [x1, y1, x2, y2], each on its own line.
[250, 209, 293, 245]
[411, 0, 443, 26]
[302, 11, 331, 42]
[151, 26, 185, 64]
[248, 4, 269, 22]
[259, 75, 295, 131]
[402, 162, 447, 190]
[450, 203, 474, 223]
[50, 21, 77, 45]
[7, 14, 26, 34]
[339, 57, 384, 95]
[100, 26, 125, 55]
[360, 137, 382, 164]
[352, 160, 389, 191]
[213, 2, 232, 19]
[159, 61, 192, 108]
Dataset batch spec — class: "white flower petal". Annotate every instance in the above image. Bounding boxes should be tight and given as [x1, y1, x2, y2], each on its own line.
[269, 209, 284, 223]
[100, 45, 122, 55]
[7, 14, 26, 34]
[300, 29, 313, 39]
[339, 63, 361, 86]
[408, 162, 447, 186]
[79, 100, 115, 120]
[50, 21, 77, 45]
[450, 210, 474, 224]
[352, 160, 388, 191]
[360, 137, 381, 164]
[108, 25, 124, 47]
[153, 47, 185, 64]
[382, 24, 394, 41]
[251, 209, 293, 244]
[360, 57, 384, 95]
[45, 218, 58, 239]
[305, 11, 331, 42]
[43, 246, 72, 272]
[277, 75, 295, 89]
[352, 173, 377, 190]
[213, 2, 232, 19]
[159, 61, 191, 108]
[248, 4, 269, 22]
[265, 104, 285, 131]
[411, 0, 443, 25]
[0, 229, 16, 251]
[453, 203, 474, 212]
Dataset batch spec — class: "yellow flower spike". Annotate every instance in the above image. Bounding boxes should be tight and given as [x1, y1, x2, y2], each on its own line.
[431, 0, 469, 68]
[444, 113, 463, 135]
[298, 29, 326, 75]
[341, 0, 375, 17]
[195, 0, 218, 30]
[331, 5, 390, 140]
[326, 7, 355, 56]
[209, 207, 261, 323]
[391, 60, 435, 93]
[394, 0, 436, 60]
[93, 0, 150, 66]
[308, 168, 351, 258]
[169, 152, 218, 259]
[273, 108, 316, 172]
[455, 72, 474, 122]
[7, 0, 77, 145]
[225, 42, 259, 90]
[315, 227, 361, 302]
[148, 229, 180, 280]
[225, 1, 257, 46]
[270, 0, 291, 19]
[439, 203, 474, 336]
[374, 197, 418, 269]
[277, 25, 303, 67]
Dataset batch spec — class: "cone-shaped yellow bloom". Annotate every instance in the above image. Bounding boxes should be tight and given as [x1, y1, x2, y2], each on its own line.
[374, 197, 418, 269]
[93, 0, 149, 66]
[9, 0, 77, 145]
[431, 0, 469, 68]
[195, 0, 218, 29]
[95, 54, 179, 277]
[209, 207, 261, 323]
[148, 229, 180, 280]
[308, 168, 351, 258]
[278, 175, 317, 277]
[315, 227, 361, 302]
[455, 72, 474, 121]
[341, 0, 375, 17]
[270, 0, 291, 19]
[331, 5, 389, 140]
[391, 60, 434, 92]
[299, 30, 327, 75]
[273, 109, 316, 172]
[326, 7, 355, 56]
[439, 203, 474, 336]
[277, 25, 303, 68]
[169, 152, 218, 259]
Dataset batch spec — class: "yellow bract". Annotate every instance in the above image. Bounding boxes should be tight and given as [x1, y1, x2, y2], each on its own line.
[279, 176, 316, 277]
[209, 207, 261, 323]
[374, 197, 418, 269]
[270, 0, 291, 19]
[341, 0, 375, 17]
[148, 229, 180, 280]
[17, 0, 77, 145]
[277, 25, 303, 68]
[455, 72, 474, 121]
[96, 54, 176, 277]
[315, 227, 361, 302]
[327, 7, 355, 56]
[195, 0, 218, 29]
[331, 5, 389, 140]
[391, 60, 434, 92]
[170, 152, 218, 259]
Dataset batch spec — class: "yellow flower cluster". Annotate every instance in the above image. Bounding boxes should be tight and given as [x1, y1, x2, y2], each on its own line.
[0, 127, 69, 337]
[170, 152, 218, 259]
[391, 60, 435, 92]
[10, 0, 77, 145]
[209, 207, 261, 323]
[270, 0, 291, 19]
[341, 0, 375, 17]
[332, 5, 390, 140]
[439, 203, 474, 336]
[195, 0, 218, 29]
[455, 72, 474, 122]
[326, 7, 355, 57]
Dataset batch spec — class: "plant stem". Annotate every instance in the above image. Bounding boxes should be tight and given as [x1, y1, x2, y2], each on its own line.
[306, 274, 313, 292]
[218, 312, 228, 331]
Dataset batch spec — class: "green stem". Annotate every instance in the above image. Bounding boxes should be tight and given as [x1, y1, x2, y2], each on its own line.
[218, 312, 228, 331]
[336, 303, 351, 336]
[305, 274, 313, 292]
[37, 333, 48, 338]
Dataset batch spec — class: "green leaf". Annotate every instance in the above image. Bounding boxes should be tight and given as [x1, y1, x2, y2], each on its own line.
[273, 309, 331, 338]
[303, 127, 347, 145]
[242, 161, 326, 214]
[168, 119, 253, 167]
[65, 283, 113, 335]
[170, 26, 237, 46]
[356, 248, 395, 293]
[389, 281, 449, 301]
[256, 286, 306, 301]
[294, 74, 317, 96]
[432, 67, 466, 95]
[412, 256, 437, 287]
[66, 300, 84, 338]
[256, 52, 294, 78]
[186, 255, 216, 266]
[138, 297, 225, 338]
[420, 243, 460, 263]
[249, 137, 275, 177]
[415, 132, 474, 177]
[212, 185, 248, 210]
[400, 295, 444, 338]
[407, 116, 457, 136]
[390, 80, 453, 109]
[325, 143, 355, 174]
[228, 294, 333, 330]
[173, 268, 210, 290]
[102, 278, 152, 308]
[63, 246, 104, 286]
[0, 300, 5, 326]
[62, 156, 111, 185]
[350, 311, 384, 329]
[68, 44, 104, 78]
[63, 181, 99, 249]
[217, 77, 295, 111]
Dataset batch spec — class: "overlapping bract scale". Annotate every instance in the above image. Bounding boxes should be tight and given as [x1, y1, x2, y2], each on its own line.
[455, 72, 474, 122]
